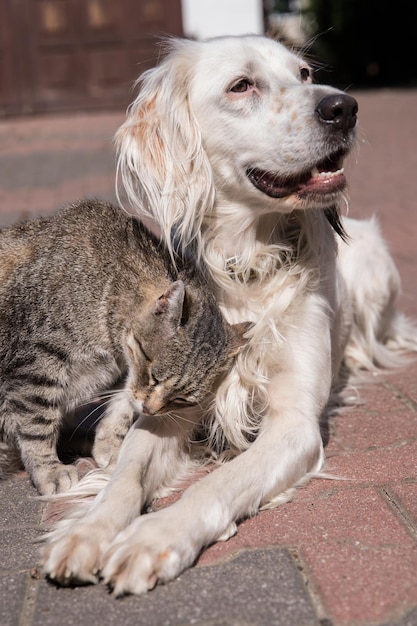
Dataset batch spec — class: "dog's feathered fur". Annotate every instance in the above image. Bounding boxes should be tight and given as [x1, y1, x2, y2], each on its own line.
[42, 36, 417, 596]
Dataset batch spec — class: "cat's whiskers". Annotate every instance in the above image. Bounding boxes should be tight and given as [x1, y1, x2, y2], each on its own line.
[69, 392, 125, 441]
[74, 389, 123, 410]
[162, 409, 201, 429]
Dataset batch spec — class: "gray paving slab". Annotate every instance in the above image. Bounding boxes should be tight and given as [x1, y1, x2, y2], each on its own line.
[383, 608, 417, 626]
[31, 548, 318, 626]
[0, 477, 44, 576]
[0, 571, 31, 626]
[0, 475, 42, 528]
[1, 473, 319, 625]
[0, 527, 42, 573]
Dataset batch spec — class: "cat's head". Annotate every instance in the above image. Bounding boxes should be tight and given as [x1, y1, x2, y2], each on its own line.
[125, 280, 252, 415]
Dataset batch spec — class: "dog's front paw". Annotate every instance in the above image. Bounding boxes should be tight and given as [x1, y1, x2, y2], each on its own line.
[42, 524, 110, 586]
[101, 512, 197, 596]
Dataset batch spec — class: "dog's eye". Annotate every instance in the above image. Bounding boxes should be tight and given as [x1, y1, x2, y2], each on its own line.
[300, 67, 311, 83]
[230, 79, 253, 93]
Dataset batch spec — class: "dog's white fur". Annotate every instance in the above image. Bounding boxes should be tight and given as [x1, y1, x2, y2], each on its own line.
[42, 36, 417, 596]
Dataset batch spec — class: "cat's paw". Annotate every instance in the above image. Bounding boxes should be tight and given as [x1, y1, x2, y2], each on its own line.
[33, 463, 79, 495]
[92, 437, 119, 469]
[101, 512, 197, 596]
[93, 395, 134, 469]
[42, 524, 110, 586]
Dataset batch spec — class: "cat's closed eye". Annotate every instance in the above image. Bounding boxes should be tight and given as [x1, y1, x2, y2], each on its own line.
[172, 396, 192, 405]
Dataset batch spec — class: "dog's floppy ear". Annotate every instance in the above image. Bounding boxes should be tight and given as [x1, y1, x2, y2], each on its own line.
[115, 39, 214, 262]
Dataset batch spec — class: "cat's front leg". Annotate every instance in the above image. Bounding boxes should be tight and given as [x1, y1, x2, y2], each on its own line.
[93, 392, 136, 468]
[15, 410, 79, 496]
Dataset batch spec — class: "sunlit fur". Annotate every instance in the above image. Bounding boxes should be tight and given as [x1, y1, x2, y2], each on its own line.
[42, 36, 417, 596]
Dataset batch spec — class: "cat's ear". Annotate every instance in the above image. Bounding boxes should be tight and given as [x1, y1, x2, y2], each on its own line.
[154, 280, 185, 329]
[228, 321, 254, 357]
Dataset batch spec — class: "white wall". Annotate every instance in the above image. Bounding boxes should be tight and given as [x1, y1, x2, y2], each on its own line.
[181, 0, 264, 40]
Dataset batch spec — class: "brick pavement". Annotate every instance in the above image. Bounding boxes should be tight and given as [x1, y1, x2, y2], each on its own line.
[0, 111, 124, 227]
[0, 91, 417, 626]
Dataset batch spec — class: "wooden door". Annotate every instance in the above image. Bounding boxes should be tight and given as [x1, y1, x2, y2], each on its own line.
[0, 0, 183, 115]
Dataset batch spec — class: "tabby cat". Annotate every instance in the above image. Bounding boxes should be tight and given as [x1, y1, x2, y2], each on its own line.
[0, 200, 250, 495]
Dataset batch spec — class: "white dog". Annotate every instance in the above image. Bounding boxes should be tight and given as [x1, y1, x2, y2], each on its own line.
[42, 35, 417, 596]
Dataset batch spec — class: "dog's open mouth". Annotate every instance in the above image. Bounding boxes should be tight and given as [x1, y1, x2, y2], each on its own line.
[247, 150, 347, 199]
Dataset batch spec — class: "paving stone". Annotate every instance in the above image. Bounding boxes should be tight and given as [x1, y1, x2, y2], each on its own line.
[32, 549, 319, 626]
[0, 527, 43, 573]
[0, 151, 115, 190]
[301, 542, 417, 626]
[328, 396, 417, 452]
[0, 183, 119, 226]
[383, 607, 417, 626]
[198, 486, 415, 569]
[386, 482, 417, 530]
[0, 475, 42, 528]
[0, 571, 30, 626]
[325, 440, 417, 486]
[387, 369, 417, 409]
[0, 112, 122, 225]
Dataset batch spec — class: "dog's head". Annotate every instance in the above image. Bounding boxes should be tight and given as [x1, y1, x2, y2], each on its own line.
[116, 36, 357, 254]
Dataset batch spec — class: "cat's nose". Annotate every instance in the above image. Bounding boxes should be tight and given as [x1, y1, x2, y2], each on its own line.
[142, 399, 163, 415]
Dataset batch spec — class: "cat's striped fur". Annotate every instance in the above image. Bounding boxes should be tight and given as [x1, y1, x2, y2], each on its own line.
[0, 200, 250, 495]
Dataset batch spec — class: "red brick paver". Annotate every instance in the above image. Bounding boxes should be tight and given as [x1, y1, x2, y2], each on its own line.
[0, 111, 125, 225]
[1, 91, 417, 626]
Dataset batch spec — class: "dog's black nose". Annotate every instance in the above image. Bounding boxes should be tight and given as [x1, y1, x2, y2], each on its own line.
[316, 94, 358, 132]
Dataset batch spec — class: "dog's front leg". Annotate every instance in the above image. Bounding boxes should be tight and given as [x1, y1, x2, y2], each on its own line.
[42, 411, 198, 586]
[101, 408, 324, 596]
[101, 300, 331, 595]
